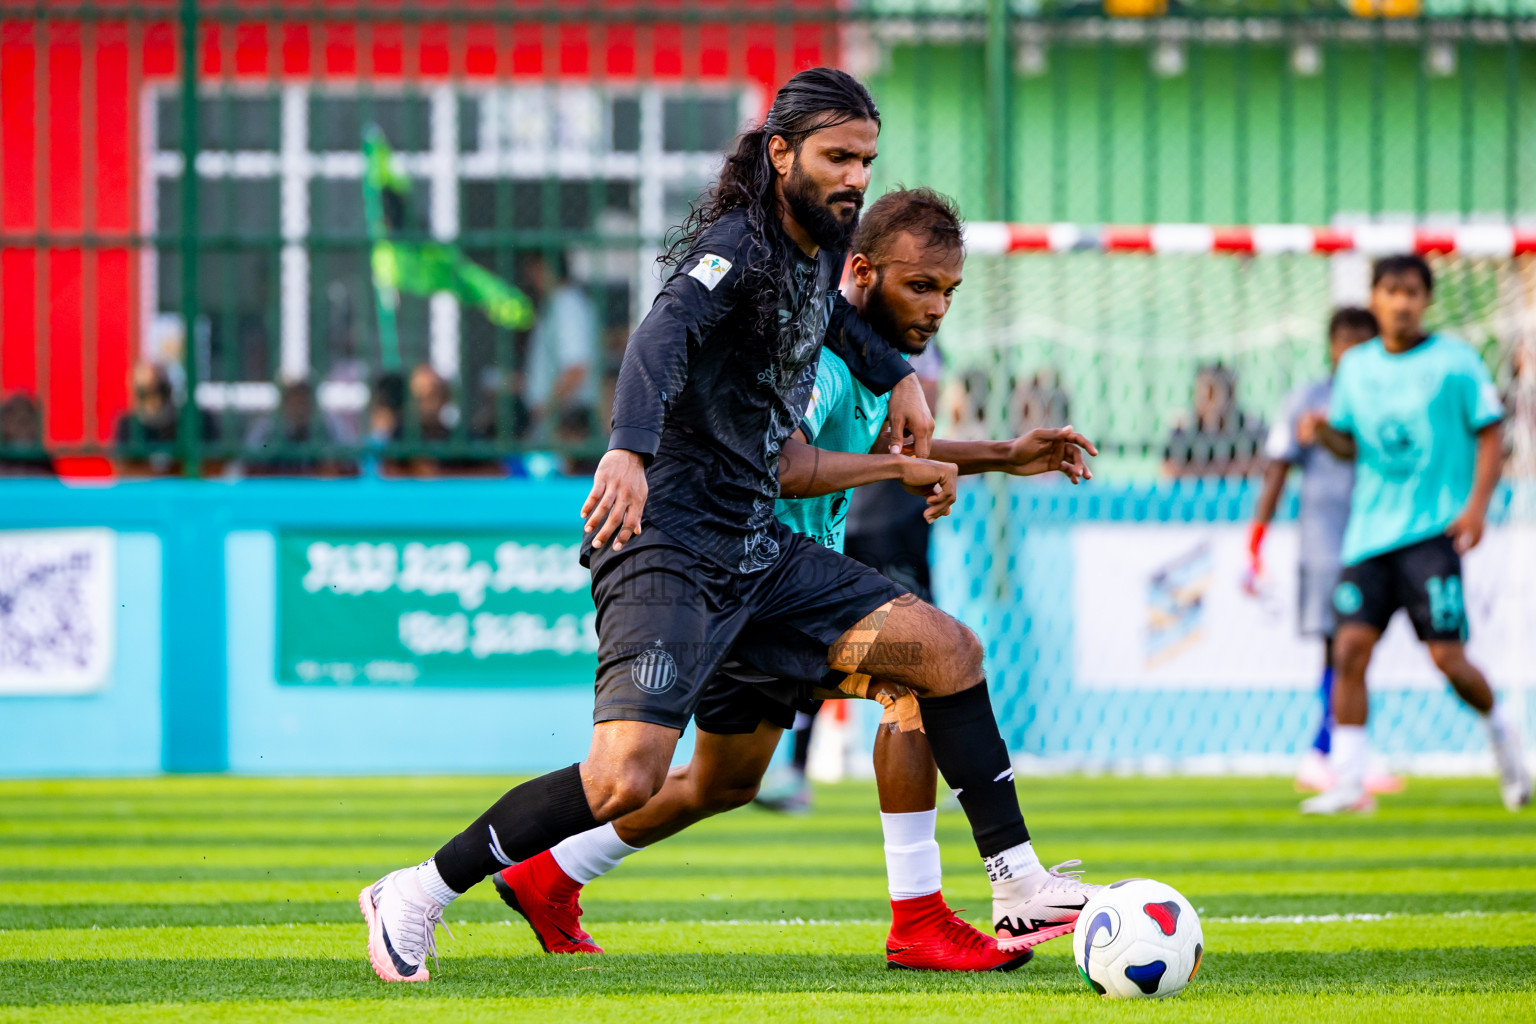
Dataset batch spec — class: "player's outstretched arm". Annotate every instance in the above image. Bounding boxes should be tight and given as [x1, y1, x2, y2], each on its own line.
[878, 425, 1098, 483]
[778, 435, 958, 520]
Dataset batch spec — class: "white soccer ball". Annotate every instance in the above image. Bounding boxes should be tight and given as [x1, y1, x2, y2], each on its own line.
[1072, 878, 1204, 999]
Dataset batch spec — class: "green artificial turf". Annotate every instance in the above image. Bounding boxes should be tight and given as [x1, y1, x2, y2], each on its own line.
[1, 775, 1533, 1022]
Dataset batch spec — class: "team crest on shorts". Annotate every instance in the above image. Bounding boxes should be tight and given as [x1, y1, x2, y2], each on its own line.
[632, 642, 679, 694]
[1333, 581, 1363, 615]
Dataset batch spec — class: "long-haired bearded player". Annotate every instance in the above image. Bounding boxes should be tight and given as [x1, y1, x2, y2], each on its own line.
[361, 70, 1059, 983]
[493, 189, 1104, 973]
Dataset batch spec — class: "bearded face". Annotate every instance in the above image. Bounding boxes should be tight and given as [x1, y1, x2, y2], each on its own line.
[781, 151, 864, 251]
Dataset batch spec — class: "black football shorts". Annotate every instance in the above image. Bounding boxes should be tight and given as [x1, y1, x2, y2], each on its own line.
[584, 519, 905, 732]
[1332, 534, 1468, 642]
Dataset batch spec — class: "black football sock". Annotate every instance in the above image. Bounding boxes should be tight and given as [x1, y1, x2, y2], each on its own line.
[791, 716, 815, 773]
[431, 763, 599, 894]
[916, 680, 1030, 857]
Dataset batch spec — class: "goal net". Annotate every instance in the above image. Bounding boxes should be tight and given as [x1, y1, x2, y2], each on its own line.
[914, 224, 1536, 776]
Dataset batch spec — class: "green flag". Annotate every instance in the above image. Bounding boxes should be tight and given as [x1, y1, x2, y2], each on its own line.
[363, 126, 534, 369]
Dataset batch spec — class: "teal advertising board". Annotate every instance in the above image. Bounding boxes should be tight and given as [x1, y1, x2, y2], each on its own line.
[277, 530, 596, 687]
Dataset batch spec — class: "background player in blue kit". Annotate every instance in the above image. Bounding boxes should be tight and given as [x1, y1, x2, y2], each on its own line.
[1249, 306, 1393, 793]
[1298, 255, 1532, 815]
[494, 188, 1100, 972]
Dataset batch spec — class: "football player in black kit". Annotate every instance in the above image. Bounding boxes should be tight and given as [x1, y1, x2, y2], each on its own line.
[360, 68, 1075, 982]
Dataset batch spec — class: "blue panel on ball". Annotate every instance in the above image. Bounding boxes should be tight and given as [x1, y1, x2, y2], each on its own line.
[1125, 959, 1168, 995]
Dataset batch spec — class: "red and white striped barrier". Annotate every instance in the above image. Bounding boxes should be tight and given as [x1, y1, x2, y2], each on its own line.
[962, 222, 1536, 258]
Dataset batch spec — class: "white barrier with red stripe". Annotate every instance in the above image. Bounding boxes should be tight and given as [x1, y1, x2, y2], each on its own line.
[962, 222, 1536, 257]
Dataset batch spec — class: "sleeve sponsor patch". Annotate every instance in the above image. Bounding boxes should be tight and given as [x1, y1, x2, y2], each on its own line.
[686, 253, 733, 291]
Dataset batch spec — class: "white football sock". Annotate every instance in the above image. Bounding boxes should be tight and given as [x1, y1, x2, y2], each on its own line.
[881, 810, 942, 901]
[984, 840, 1047, 902]
[1483, 702, 1512, 739]
[1483, 703, 1523, 765]
[415, 858, 460, 907]
[549, 823, 643, 885]
[1331, 724, 1369, 790]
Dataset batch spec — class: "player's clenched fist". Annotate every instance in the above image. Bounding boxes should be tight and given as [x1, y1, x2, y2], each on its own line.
[896, 457, 959, 522]
[885, 373, 935, 459]
[583, 449, 648, 551]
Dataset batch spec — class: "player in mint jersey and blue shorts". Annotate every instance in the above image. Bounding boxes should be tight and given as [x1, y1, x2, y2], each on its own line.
[494, 188, 1102, 972]
[1299, 254, 1532, 815]
[1249, 306, 1384, 793]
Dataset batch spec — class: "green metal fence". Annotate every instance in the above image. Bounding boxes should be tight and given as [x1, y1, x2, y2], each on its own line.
[3, 0, 1533, 477]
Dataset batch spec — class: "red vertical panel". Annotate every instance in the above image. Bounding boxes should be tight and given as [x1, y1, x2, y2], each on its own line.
[281, 23, 311, 76]
[652, 23, 681, 77]
[94, 248, 130, 449]
[142, 20, 175, 79]
[0, 252, 34, 393]
[200, 20, 222, 76]
[464, 23, 496, 77]
[371, 22, 402, 76]
[94, 26, 132, 449]
[46, 250, 83, 444]
[46, 24, 85, 447]
[1, 25, 35, 230]
[0, 24, 36, 392]
[791, 24, 822, 73]
[419, 23, 450, 77]
[511, 22, 542, 75]
[744, 24, 778, 101]
[605, 24, 635, 78]
[699, 24, 729, 79]
[95, 30, 130, 233]
[558, 23, 588, 77]
[234, 22, 268, 78]
[324, 22, 356, 77]
[48, 28, 82, 233]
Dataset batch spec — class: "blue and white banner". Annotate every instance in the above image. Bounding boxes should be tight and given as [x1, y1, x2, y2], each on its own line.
[1073, 524, 1536, 690]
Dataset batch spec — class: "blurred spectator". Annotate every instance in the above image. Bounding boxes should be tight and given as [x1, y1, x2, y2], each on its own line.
[114, 361, 218, 476]
[386, 363, 500, 477]
[1163, 363, 1267, 478]
[521, 251, 598, 445]
[360, 371, 404, 477]
[0, 393, 54, 477]
[320, 281, 370, 444]
[242, 379, 352, 477]
[1013, 368, 1071, 432]
[946, 367, 1006, 441]
[408, 363, 455, 445]
[946, 366, 1070, 443]
[469, 366, 530, 446]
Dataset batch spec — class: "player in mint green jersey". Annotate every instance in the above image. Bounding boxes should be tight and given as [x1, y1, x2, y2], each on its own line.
[495, 188, 1099, 972]
[1299, 254, 1532, 814]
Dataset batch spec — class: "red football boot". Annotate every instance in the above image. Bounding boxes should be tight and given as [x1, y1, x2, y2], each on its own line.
[885, 892, 1034, 972]
[492, 851, 603, 954]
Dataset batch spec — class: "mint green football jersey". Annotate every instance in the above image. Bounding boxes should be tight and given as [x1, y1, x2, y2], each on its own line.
[1328, 333, 1504, 565]
[774, 348, 890, 552]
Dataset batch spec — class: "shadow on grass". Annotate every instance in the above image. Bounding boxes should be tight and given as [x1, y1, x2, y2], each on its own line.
[6, 891, 1536, 931]
[3, 947, 1534, 1007]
